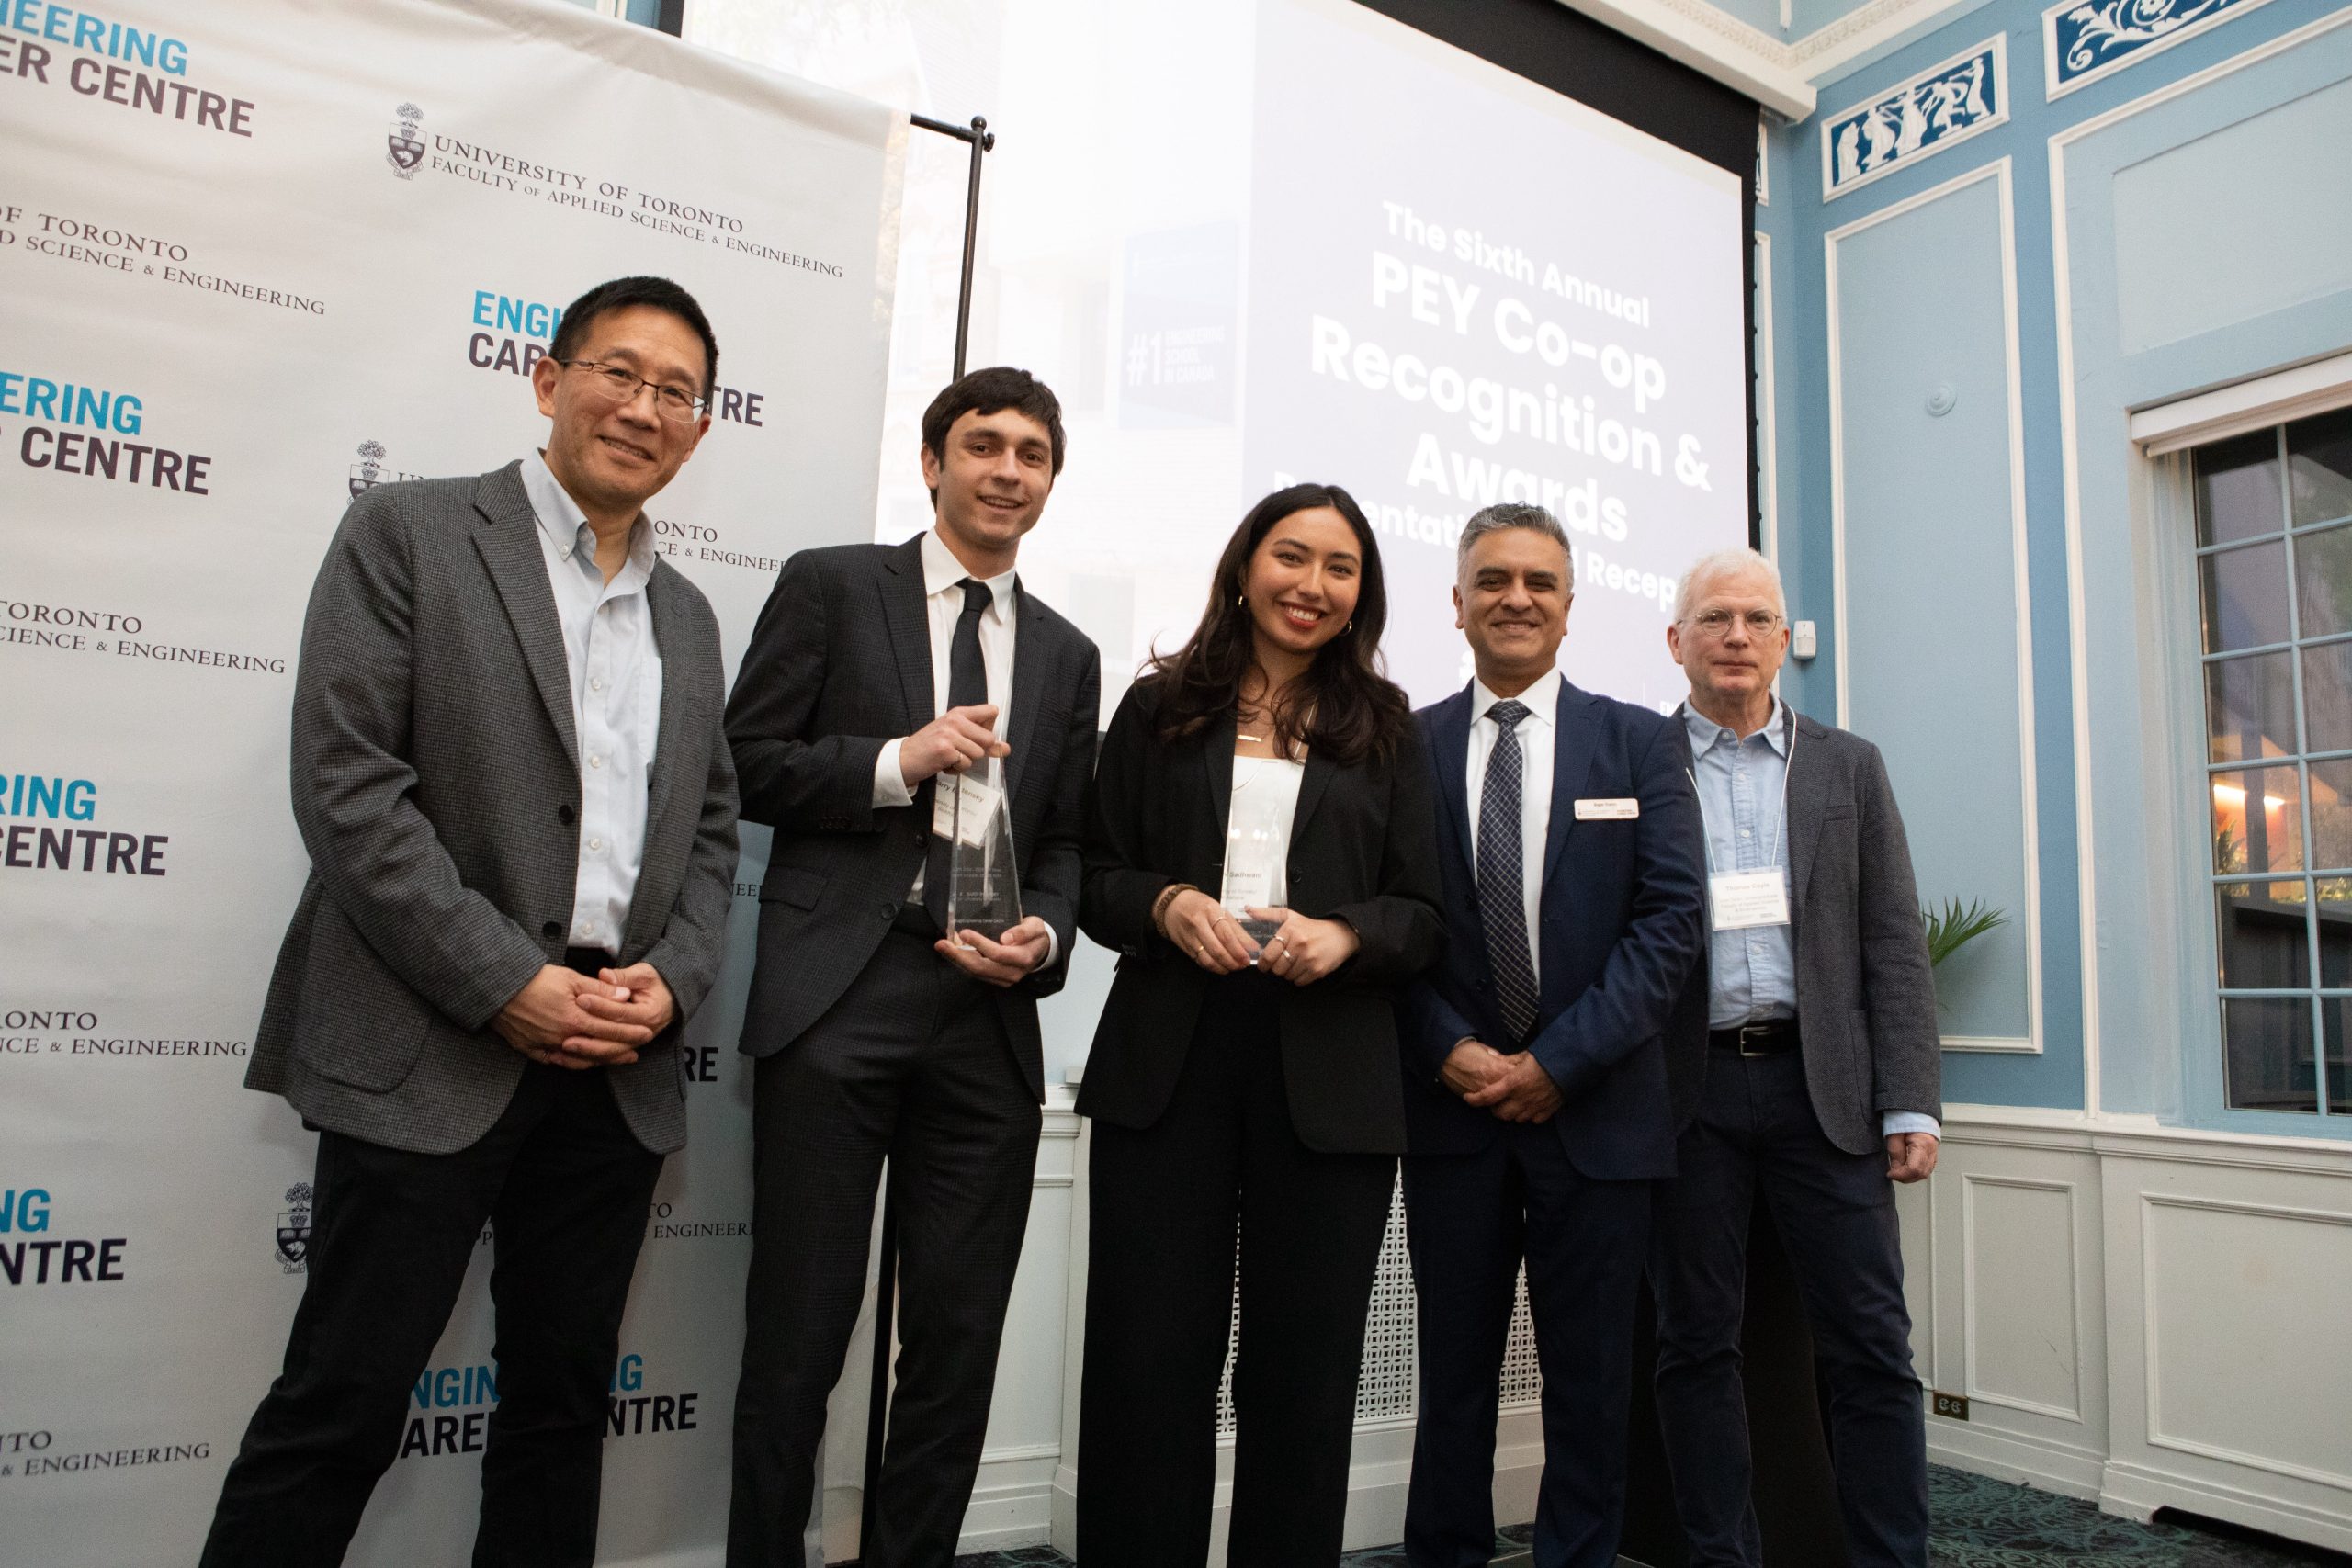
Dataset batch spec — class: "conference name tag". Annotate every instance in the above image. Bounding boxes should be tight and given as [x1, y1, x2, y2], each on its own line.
[932, 774, 1001, 848]
[1711, 869, 1789, 931]
[1574, 797, 1640, 820]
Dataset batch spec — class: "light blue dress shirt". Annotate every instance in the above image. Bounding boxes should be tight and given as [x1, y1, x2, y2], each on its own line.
[1683, 699, 1938, 1144]
[522, 450, 662, 956]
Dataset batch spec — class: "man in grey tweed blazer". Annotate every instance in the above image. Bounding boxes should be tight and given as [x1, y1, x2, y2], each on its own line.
[1648, 547, 1940, 1568]
[203, 276, 739, 1568]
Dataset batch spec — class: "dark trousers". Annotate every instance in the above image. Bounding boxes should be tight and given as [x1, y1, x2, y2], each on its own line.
[201, 1055, 664, 1568]
[1401, 1121, 1653, 1568]
[729, 926, 1041, 1568]
[1077, 971, 1396, 1568]
[1648, 1048, 1928, 1568]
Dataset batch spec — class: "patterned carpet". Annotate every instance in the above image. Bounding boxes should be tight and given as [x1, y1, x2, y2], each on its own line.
[934, 1466, 2351, 1566]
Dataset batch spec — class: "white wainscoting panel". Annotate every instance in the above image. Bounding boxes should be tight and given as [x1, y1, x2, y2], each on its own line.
[1917, 1124, 2109, 1496]
[1908, 1108, 2352, 1553]
[2100, 1142, 2352, 1550]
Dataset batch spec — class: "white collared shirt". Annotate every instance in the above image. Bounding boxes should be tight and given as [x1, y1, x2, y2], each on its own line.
[521, 450, 662, 955]
[871, 529, 1057, 963]
[1465, 666, 1561, 987]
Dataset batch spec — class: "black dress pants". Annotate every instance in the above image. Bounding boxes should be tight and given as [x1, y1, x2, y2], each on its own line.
[1401, 1122, 1652, 1568]
[1648, 1047, 1928, 1568]
[200, 1058, 664, 1568]
[729, 926, 1042, 1568]
[1078, 971, 1397, 1568]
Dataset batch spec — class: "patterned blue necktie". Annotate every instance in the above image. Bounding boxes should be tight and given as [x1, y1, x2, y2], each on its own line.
[1479, 699, 1539, 1043]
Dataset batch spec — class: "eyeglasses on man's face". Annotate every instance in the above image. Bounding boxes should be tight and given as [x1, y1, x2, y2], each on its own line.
[1688, 607, 1784, 638]
[556, 357, 707, 423]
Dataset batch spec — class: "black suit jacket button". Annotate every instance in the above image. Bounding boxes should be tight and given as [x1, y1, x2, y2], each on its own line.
[558, 804, 576, 825]
[542, 920, 562, 939]
[881, 901, 898, 920]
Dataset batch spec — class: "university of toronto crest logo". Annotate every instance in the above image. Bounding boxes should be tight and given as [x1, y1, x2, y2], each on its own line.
[351, 439, 387, 496]
[387, 103, 424, 179]
[277, 1182, 312, 1273]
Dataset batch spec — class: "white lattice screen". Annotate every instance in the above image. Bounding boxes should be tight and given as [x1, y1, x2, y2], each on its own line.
[1214, 1176, 1542, 1437]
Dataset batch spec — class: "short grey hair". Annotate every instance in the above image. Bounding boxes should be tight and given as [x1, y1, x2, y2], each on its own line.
[1675, 547, 1785, 625]
[1455, 503, 1575, 588]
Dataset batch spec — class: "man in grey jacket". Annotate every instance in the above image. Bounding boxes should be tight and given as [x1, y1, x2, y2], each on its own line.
[1649, 547, 1939, 1568]
[201, 276, 739, 1568]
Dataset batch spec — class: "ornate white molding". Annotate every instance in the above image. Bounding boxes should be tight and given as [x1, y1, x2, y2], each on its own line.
[1555, 0, 1999, 121]
[1556, 0, 1816, 118]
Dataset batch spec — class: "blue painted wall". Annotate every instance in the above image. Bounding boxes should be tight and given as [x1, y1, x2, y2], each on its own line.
[1764, 0, 2352, 1127]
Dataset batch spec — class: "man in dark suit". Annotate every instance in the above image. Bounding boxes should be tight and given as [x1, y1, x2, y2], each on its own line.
[1649, 547, 1939, 1568]
[1399, 503, 1708, 1568]
[203, 276, 741, 1568]
[724, 367, 1100, 1568]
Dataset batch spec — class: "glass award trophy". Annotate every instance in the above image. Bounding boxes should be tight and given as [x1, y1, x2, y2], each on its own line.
[1221, 822, 1287, 944]
[944, 764, 1023, 942]
[1220, 758, 1295, 945]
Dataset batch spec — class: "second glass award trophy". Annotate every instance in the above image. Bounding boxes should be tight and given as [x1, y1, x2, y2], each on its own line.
[944, 765, 1023, 942]
[1219, 756, 1300, 945]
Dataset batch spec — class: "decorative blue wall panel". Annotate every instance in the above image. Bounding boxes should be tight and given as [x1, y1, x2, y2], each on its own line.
[1823, 37, 2008, 199]
[1831, 167, 2039, 1050]
[2110, 74, 2352, 354]
[2046, 0, 2279, 97]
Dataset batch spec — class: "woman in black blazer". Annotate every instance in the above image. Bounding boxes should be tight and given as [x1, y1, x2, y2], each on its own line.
[1074, 482, 1443, 1568]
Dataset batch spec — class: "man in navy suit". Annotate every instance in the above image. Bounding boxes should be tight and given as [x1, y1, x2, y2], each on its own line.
[1399, 503, 1708, 1568]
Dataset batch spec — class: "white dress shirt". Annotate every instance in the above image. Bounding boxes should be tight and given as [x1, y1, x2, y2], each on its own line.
[1465, 666, 1561, 987]
[869, 529, 1057, 964]
[521, 450, 662, 956]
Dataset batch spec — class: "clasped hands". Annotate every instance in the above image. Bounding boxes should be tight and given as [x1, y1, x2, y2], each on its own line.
[1161, 889, 1358, 985]
[493, 963, 674, 1069]
[1442, 1038, 1563, 1122]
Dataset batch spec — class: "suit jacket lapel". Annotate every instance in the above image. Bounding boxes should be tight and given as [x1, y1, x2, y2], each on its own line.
[634, 567, 691, 914]
[1790, 712, 1829, 913]
[1005, 581, 1047, 811]
[470, 465, 578, 765]
[1290, 746, 1338, 852]
[878, 535, 934, 733]
[1199, 711, 1236, 886]
[1541, 680, 1600, 893]
[1430, 687, 1475, 878]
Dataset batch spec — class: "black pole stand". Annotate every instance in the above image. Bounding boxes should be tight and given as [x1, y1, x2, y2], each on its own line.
[854, 110, 992, 1568]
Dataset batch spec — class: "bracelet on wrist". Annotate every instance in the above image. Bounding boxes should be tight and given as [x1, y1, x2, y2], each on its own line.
[1150, 882, 1198, 939]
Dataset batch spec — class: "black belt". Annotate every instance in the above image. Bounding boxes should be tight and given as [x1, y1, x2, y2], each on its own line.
[562, 945, 616, 976]
[1709, 1019, 1799, 1057]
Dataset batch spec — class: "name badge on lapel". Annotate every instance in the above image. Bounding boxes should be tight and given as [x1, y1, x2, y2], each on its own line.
[1710, 869, 1789, 931]
[1574, 797, 1639, 820]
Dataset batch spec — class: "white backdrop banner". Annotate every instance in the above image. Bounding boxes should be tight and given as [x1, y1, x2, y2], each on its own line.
[0, 1, 901, 1562]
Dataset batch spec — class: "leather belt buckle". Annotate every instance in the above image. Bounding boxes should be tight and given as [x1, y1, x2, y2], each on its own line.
[1736, 1022, 1781, 1058]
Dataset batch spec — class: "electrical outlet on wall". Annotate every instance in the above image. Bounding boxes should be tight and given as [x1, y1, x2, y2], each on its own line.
[1931, 1391, 1971, 1421]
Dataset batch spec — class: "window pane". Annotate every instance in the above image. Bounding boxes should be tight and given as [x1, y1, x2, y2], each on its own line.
[2312, 760, 2352, 870]
[2205, 650, 2294, 761]
[2201, 541, 2290, 651]
[2211, 765, 2303, 873]
[2302, 642, 2352, 754]
[2216, 879, 2310, 988]
[2319, 998, 2352, 1113]
[2320, 879, 2352, 987]
[2196, 428, 2284, 545]
[2288, 406, 2352, 529]
[2222, 997, 2317, 1113]
[2296, 523, 2352, 640]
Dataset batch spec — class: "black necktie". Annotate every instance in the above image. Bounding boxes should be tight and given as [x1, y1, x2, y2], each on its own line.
[1479, 699, 1539, 1043]
[925, 578, 993, 926]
